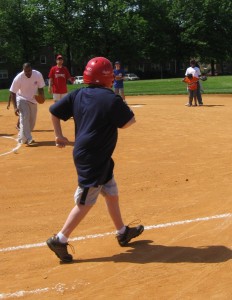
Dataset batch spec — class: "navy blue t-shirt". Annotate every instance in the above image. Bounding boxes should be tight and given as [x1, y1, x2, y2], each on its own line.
[49, 86, 134, 187]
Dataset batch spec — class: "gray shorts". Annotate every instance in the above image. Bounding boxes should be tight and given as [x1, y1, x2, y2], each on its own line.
[74, 177, 118, 206]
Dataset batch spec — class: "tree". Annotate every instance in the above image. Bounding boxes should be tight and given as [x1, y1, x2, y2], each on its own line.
[0, 0, 46, 66]
[170, 0, 232, 74]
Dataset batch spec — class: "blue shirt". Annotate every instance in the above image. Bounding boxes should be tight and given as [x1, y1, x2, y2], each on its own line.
[49, 87, 134, 187]
[113, 68, 125, 89]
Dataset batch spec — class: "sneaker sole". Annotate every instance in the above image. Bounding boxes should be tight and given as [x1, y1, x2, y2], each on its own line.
[46, 240, 73, 262]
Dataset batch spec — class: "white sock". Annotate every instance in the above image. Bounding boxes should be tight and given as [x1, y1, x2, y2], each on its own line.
[117, 226, 126, 235]
[57, 232, 68, 243]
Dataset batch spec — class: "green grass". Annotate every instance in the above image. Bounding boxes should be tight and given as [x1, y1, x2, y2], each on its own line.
[1, 75, 231, 102]
[122, 76, 232, 95]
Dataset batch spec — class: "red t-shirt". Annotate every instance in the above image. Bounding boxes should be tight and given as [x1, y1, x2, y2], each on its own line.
[48, 66, 71, 93]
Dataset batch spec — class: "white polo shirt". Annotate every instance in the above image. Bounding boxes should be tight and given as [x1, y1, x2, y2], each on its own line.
[185, 66, 201, 78]
[10, 70, 45, 104]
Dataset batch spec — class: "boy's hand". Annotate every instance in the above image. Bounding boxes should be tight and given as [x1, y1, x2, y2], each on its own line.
[55, 136, 70, 148]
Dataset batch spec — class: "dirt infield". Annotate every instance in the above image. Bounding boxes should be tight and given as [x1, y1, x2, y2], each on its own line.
[0, 95, 232, 299]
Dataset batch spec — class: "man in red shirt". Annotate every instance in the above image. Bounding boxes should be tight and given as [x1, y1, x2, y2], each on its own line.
[48, 54, 74, 102]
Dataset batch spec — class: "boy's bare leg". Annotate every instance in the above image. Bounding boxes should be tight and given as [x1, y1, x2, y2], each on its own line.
[60, 204, 93, 238]
[104, 194, 124, 230]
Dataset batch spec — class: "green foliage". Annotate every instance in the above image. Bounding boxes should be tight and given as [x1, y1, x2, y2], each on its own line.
[0, 0, 232, 72]
[170, 0, 232, 61]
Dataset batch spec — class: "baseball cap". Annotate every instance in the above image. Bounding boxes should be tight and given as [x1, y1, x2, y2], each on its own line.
[115, 61, 120, 64]
[56, 54, 63, 59]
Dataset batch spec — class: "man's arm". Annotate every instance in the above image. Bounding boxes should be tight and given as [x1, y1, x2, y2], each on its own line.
[10, 92, 19, 116]
[68, 76, 75, 84]
[38, 88, 45, 99]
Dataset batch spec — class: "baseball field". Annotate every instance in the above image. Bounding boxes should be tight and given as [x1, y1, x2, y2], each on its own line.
[0, 94, 232, 299]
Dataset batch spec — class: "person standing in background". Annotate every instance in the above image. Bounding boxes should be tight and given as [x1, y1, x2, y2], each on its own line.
[185, 59, 203, 106]
[48, 54, 74, 102]
[9, 62, 45, 145]
[113, 61, 126, 103]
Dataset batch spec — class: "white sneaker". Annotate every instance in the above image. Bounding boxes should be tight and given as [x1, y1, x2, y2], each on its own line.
[17, 138, 27, 144]
[27, 139, 37, 146]
[185, 103, 191, 107]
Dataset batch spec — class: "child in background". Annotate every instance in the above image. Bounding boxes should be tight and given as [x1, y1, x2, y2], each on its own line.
[113, 61, 126, 102]
[182, 74, 199, 107]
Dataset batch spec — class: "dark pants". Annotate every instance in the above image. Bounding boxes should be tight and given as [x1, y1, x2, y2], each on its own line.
[197, 82, 203, 104]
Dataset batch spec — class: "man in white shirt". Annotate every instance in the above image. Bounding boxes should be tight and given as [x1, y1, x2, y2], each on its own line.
[185, 59, 203, 105]
[10, 63, 45, 145]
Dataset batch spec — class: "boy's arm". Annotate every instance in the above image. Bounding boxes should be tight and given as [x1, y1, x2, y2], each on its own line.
[51, 114, 70, 147]
[121, 116, 136, 129]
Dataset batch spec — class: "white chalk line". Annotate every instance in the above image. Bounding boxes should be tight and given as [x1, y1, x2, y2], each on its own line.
[0, 136, 21, 156]
[0, 213, 231, 299]
[0, 283, 68, 299]
[1, 213, 231, 253]
[129, 104, 143, 107]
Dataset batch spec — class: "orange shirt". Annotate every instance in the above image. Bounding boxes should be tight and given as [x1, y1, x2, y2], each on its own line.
[183, 76, 198, 90]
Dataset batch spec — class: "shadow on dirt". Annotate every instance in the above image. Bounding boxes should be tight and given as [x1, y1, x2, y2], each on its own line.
[33, 129, 54, 132]
[25, 141, 75, 147]
[72, 240, 232, 264]
[0, 133, 15, 137]
[202, 104, 225, 107]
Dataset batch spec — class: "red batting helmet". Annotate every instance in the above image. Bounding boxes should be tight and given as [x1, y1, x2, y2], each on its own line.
[83, 57, 114, 88]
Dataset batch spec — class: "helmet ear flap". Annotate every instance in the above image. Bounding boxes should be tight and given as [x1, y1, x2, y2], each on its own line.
[83, 57, 114, 88]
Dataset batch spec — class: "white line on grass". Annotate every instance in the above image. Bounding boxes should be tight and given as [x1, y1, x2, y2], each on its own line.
[0, 213, 231, 253]
[0, 213, 231, 299]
